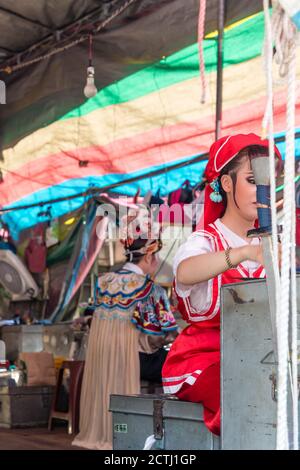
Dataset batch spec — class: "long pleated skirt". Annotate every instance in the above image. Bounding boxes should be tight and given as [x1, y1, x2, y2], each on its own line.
[72, 313, 140, 450]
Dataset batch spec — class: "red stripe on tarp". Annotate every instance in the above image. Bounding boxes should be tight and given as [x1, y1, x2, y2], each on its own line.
[1, 89, 299, 206]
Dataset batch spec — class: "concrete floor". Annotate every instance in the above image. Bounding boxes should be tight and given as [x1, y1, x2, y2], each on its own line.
[0, 426, 84, 450]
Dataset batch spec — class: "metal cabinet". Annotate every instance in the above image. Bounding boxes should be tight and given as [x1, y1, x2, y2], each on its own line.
[221, 278, 300, 450]
[110, 394, 220, 450]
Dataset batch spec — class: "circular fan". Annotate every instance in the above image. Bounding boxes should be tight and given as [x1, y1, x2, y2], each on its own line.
[0, 249, 39, 301]
[0, 260, 23, 294]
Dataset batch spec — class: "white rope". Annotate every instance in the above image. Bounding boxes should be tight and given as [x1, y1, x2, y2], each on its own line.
[290, 162, 298, 450]
[262, 0, 280, 312]
[286, 36, 298, 450]
[262, 2, 275, 138]
[263, 1, 287, 449]
[263, 0, 280, 384]
[198, 0, 207, 103]
[263, 0, 299, 450]
[275, 1, 298, 450]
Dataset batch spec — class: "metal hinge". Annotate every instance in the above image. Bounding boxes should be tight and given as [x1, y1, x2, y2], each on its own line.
[153, 399, 164, 440]
[269, 372, 277, 402]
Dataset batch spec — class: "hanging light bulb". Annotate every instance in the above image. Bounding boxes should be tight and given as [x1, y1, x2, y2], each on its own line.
[84, 34, 97, 99]
[84, 66, 97, 98]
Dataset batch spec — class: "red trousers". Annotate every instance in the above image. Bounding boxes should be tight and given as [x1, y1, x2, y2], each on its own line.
[176, 361, 220, 436]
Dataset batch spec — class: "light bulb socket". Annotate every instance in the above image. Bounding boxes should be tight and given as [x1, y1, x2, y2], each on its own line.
[87, 65, 94, 77]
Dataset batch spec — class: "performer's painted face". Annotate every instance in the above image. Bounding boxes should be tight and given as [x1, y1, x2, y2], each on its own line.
[230, 157, 258, 221]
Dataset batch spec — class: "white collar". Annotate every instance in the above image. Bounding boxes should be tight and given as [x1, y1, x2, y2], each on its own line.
[214, 218, 258, 246]
[123, 262, 144, 275]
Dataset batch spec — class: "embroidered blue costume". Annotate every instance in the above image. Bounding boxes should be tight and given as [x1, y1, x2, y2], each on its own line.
[73, 263, 178, 450]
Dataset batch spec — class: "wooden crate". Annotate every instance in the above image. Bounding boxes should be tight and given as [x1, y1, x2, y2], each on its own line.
[0, 384, 54, 428]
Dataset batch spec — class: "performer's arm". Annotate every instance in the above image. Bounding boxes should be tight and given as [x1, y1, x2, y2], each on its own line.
[177, 244, 263, 285]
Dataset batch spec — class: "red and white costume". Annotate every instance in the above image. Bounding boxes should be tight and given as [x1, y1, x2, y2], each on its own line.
[163, 133, 282, 436]
[162, 219, 265, 435]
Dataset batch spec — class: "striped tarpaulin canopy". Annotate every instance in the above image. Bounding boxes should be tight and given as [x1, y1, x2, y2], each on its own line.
[0, 3, 299, 239]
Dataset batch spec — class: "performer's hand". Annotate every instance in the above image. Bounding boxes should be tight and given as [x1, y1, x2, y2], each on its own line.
[72, 316, 90, 330]
[244, 244, 264, 265]
[244, 242, 281, 268]
[164, 330, 180, 344]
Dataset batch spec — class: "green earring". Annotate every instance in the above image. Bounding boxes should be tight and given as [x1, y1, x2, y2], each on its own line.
[209, 179, 223, 203]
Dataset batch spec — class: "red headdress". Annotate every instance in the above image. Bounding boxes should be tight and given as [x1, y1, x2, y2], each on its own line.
[203, 133, 282, 226]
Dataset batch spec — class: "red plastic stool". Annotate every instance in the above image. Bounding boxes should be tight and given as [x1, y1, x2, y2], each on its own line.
[48, 360, 84, 434]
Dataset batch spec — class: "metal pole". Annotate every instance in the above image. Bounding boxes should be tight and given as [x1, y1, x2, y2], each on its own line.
[215, 0, 225, 141]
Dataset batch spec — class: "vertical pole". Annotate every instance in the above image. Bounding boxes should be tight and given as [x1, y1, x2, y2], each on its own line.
[215, 0, 225, 140]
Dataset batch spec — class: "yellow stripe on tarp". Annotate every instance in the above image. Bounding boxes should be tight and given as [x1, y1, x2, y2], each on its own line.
[205, 13, 260, 38]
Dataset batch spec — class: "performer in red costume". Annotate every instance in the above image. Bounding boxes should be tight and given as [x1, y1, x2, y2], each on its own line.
[162, 133, 282, 436]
